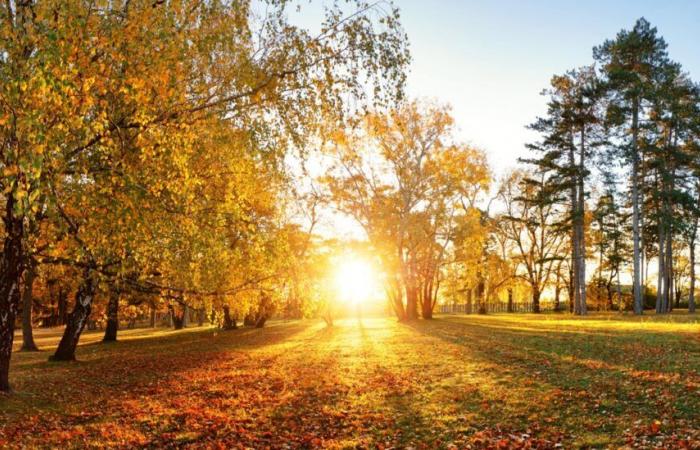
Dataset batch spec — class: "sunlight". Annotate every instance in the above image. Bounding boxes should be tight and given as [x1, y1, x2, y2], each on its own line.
[334, 257, 380, 306]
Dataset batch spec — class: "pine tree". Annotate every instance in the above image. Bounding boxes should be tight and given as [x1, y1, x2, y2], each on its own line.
[594, 18, 671, 314]
[523, 66, 605, 315]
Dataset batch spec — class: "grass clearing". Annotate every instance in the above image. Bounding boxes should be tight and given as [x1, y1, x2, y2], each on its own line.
[2, 313, 700, 448]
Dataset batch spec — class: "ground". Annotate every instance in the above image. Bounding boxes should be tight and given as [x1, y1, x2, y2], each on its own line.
[1, 313, 700, 449]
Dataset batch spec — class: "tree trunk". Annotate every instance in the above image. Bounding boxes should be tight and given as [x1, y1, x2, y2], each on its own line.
[255, 315, 267, 328]
[666, 231, 673, 313]
[20, 264, 39, 352]
[405, 285, 419, 320]
[387, 278, 407, 321]
[421, 282, 434, 320]
[569, 150, 581, 316]
[170, 304, 184, 330]
[507, 288, 514, 313]
[323, 313, 333, 327]
[221, 305, 237, 330]
[532, 287, 541, 314]
[656, 220, 665, 314]
[567, 267, 574, 313]
[182, 304, 189, 328]
[50, 269, 98, 361]
[0, 200, 25, 391]
[103, 288, 119, 342]
[617, 270, 623, 312]
[476, 279, 486, 314]
[631, 98, 643, 314]
[149, 304, 156, 327]
[690, 234, 696, 313]
[576, 128, 587, 315]
[197, 308, 205, 326]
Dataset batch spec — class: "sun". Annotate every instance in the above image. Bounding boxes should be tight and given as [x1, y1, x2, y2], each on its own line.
[334, 258, 379, 305]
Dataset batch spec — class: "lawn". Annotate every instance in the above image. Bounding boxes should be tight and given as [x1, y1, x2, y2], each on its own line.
[2, 313, 700, 449]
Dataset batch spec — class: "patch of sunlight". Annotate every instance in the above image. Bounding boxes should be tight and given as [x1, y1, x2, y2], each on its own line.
[441, 312, 700, 334]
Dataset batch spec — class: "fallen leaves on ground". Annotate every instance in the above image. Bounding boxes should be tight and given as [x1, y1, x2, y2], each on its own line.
[1, 314, 700, 448]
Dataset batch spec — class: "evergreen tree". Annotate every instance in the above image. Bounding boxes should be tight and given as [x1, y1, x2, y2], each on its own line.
[523, 66, 605, 315]
[594, 18, 670, 314]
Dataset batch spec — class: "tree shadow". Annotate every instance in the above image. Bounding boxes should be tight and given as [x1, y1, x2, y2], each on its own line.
[3, 321, 314, 419]
[402, 317, 700, 437]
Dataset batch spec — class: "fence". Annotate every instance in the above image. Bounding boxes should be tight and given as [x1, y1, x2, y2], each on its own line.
[438, 301, 557, 314]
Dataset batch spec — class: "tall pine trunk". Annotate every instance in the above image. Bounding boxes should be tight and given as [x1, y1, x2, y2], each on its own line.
[690, 223, 697, 313]
[0, 197, 25, 392]
[657, 219, 665, 313]
[568, 266, 574, 313]
[631, 99, 643, 314]
[569, 143, 581, 315]
[576, 128, 587, 315]
[665, 227, 673, 313]
[51, 269, 98, 361]
[20, 263, 39, 352]
[665, 161, 676, 313]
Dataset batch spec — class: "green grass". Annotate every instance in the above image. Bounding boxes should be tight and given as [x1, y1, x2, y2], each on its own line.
[2, 313, 700, 448]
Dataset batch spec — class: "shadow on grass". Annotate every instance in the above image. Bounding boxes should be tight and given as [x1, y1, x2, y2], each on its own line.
[3, 321, 314, 417]
[402, 317, 700, 433]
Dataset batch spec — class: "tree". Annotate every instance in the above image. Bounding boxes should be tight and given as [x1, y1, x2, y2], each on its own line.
[524, 66, 605, 315]
[0, 0, 409, 391]
[499, 170, 566, 313]
[590, 183, 629, 310]
[594, 18, 671, 315]
[326, 101, 490, 320]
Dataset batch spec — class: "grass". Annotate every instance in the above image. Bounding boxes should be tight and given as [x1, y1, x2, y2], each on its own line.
[1, 313, 700, 448]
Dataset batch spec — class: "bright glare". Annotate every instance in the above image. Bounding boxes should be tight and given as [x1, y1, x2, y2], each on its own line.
[334, 258, 379, 305]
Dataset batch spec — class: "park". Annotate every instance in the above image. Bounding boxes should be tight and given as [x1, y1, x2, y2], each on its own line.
[2, 1, 700, 448]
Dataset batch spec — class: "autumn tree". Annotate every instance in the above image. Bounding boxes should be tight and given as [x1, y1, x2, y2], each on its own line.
[326, 101, 490, 320]
[0, 0, 409, 391]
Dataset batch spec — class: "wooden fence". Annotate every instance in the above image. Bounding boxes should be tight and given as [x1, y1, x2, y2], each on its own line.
[438, 301, 557, 314]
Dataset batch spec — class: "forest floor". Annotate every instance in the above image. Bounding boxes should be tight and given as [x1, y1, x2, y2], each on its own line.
[2, 313, 700, 449]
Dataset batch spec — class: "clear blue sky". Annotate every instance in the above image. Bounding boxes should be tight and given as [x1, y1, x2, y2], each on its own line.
[397, 0, 700, 176]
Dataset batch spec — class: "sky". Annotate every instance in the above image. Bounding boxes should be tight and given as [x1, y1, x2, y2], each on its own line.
[288, 0, 700, 238]
[396, 0, 700, 177]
